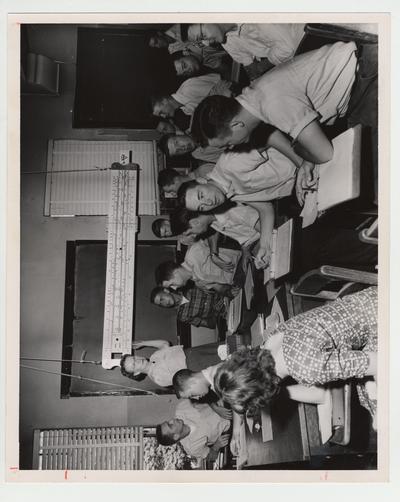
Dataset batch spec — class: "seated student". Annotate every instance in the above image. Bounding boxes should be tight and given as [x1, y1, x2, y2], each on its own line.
[172, 52, 204, 79]
[156, 399, 232, 462]
[151, 217, 197, 247]
[150, 24, 231, 76]
[155, 239, 241, 294]
[151, 73, 234, 120]
[149, 25, 204, 60]
[176, 135, 312, 268]
[172, 204, 260, 250]
[191, 41, 377, 167]
[150, 285, 227, 329]
[183, 23, 305, 75]
[214, 287, 377, 423]
[156, 119, 180, 136]
[120, 339, 222, 388]
[173, 364, 221, 400]
[172, 49, 234, 81]
[158, 168, 215, 198]
[159, 132, 225, 164]
[177, 178, 271, 270]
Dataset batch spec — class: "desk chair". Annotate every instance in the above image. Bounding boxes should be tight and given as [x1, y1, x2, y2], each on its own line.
[290, 265, 377, 301]
[359, 217, 378, 245]
[289, 266, 377, 446]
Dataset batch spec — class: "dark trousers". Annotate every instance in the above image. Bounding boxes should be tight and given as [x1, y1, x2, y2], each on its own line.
[184, 342, 221, 372]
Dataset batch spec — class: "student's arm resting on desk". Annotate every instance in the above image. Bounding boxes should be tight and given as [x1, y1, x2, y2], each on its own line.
[246, 201, 274, 270]
[131, 339, 171, 350]
[286, 384, 329, 404]
[230, 411, 245, 456]
[207, 433, 231, 461]
[207, 232, 235, 272]
[295, 160, 318, 206]
[293, 119, 334, 164]
[263, 128, 304, 169]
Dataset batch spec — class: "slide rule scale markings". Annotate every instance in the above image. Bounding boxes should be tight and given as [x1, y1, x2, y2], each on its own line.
[102, 165, 139, 369]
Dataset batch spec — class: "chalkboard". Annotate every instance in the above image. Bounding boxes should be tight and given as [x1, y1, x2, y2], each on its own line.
[61, 241, 177, 397]
[73, 27, 179, 129]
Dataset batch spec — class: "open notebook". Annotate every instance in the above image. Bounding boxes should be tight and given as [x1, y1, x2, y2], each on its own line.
[301, 125, 362, 227]
[227, 289, 243, 333]
[263, 218, 294, 284]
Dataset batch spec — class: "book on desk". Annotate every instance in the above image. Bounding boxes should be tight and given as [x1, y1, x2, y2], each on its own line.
[263, 218, 294, 284]
[301, 125, 362, 228]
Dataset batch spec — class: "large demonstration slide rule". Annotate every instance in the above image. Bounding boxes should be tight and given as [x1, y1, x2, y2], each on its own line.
[102, 163, 139, 369]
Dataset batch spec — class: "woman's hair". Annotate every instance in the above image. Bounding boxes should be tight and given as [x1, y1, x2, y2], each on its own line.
[214, 347, 281, 416]
[119, 354, 147, 382]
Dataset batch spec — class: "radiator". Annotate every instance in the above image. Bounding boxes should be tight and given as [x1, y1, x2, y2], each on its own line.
[32, 426, 145, 470]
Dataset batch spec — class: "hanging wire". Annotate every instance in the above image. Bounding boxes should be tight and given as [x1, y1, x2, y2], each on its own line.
[20, 364, 159, 397]
[20, 357, 102, 365]
[21, 166, 110, 175]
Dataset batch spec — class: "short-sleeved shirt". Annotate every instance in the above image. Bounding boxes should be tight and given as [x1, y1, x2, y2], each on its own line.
[176, 399, 230, 460]
[177, 286, 227, 328]
[223, 23, 305, 67]
[236, 41, 358, 141]
[208, 148, 297, 202]
[172, 74, 223, 116]
[182, 239, 241, 286]
[262, 287, 377, 417]
[201, 363, 223, 392]
[147, 346, 187, 387]
[211, 204, 260, 247]
[190, 163, 216, 179]
[192, 144, 225, 164]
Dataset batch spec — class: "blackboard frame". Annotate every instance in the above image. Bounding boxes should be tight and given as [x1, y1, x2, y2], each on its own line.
[61, 240, 178, 398]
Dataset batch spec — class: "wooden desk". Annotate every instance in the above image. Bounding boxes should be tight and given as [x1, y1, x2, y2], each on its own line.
[244, 399, 309, 467]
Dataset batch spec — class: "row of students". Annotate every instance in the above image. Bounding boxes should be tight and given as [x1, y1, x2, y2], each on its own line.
[156, 286, 378, 460]
[133, 26, 378, 463]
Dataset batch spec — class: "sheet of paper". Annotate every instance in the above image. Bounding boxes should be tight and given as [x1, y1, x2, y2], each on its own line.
[244, 265, 254, 310]
[265, 280, 281, 303]
[246, 415, 254, 433]
[263, 265, 271, 285]
[317, 125, 361, 211]
[236, 422, 248, 468]
[250, 315, 265, 348]
[261, 405, 273, 442]
[317, 392, 333, 444]
[300, 190, 319, 228]
[271, 296, 285, 324]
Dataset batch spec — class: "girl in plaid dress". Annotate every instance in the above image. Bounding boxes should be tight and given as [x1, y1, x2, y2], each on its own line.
[214, 287, 377, 419]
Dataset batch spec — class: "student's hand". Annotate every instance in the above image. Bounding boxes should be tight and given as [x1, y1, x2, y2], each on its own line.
[131, 341, 145, 350]
[230, 430, 241, 456]
[214, 433, 231, 450]
[229, 285, 241, 298]
[254, 244, 272, 270]
[210, 253, 235, 272]
[213, 405, 233, 420]
[296, 161, 317, 206]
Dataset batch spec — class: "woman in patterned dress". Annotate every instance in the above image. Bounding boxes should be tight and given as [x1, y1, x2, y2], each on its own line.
[214, 287, 378, 418]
